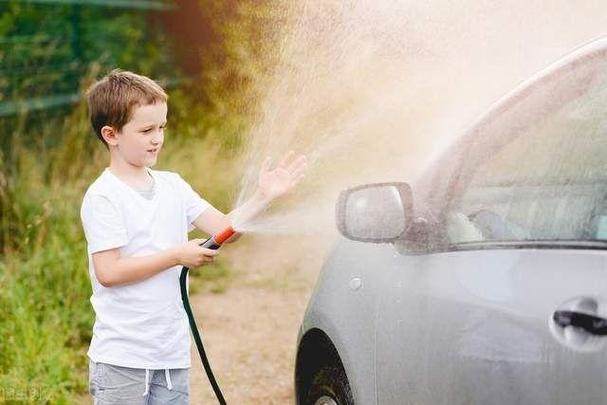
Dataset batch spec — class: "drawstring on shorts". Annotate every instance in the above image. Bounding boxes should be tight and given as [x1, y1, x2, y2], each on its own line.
[165, 369, 173, 390]
[142, 369, 150, 396]
[142, 368, 173, 396]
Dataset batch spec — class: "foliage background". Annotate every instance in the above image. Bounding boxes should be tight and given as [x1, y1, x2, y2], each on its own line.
[0, 0, 285, 401]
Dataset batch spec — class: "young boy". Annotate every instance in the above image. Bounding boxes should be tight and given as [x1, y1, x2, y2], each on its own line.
[80, 69, 306, 404]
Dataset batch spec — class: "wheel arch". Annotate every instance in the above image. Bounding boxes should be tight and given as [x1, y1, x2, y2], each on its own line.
[295, 328, 350, 405]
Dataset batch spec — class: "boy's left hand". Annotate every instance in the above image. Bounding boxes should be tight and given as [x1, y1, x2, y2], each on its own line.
[258, 150, 308, 201]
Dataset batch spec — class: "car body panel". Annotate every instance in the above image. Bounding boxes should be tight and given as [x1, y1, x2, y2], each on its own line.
[297, 36, 607, 405]
[376, 248, 607, 404]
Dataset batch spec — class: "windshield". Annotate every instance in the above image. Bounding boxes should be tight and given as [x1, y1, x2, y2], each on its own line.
[446, 60, 607, 246]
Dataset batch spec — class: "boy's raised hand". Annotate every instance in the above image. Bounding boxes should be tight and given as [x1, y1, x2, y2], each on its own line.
[258, 150, 308, 201]
[175, 239, 219, 268]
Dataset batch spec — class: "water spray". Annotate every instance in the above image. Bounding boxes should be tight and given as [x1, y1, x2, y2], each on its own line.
[179, 226, 236, 405]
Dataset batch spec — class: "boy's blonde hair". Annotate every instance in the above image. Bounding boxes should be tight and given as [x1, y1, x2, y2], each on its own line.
[86, 69, 168, 148]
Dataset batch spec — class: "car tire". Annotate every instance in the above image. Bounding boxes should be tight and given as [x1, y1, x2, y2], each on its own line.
[304, 364, 354, 405]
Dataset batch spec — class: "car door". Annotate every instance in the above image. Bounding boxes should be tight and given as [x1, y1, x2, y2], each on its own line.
[375, 39, 607, 404]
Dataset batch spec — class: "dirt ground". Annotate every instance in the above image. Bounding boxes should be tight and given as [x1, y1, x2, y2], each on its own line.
[189, 235, 325, 404]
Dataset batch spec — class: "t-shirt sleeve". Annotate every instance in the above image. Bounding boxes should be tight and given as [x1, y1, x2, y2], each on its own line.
[80, 194, 129, 254]
[174, 173, 211, 232]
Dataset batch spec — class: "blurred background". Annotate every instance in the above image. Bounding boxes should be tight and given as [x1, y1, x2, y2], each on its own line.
[2, 0, 607, 403]
[0, 0, 288, 402]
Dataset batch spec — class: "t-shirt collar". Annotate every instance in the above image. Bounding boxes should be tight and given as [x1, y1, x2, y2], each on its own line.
[104, 167, 157, 199]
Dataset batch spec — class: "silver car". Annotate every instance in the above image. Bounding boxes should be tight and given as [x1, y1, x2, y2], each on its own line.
[295, 36, 607, 405]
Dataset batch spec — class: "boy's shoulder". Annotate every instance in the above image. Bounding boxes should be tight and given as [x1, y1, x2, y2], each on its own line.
[82, 168, 114, 200]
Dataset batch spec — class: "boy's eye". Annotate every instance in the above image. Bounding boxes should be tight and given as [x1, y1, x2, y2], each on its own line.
[141, 124, 166, 133]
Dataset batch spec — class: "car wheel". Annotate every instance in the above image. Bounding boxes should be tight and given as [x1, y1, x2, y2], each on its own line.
[305, 364, 354, 405]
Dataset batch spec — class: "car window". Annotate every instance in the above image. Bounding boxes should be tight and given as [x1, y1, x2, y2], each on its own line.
[445, 65, 607, 246]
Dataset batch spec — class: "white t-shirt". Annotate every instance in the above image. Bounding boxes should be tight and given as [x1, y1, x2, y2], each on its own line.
[80, 167, 210, 369]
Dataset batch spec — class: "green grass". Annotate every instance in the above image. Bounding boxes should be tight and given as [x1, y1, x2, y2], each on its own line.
[0, 166, 94, 402]
[189, 258, 234, 295]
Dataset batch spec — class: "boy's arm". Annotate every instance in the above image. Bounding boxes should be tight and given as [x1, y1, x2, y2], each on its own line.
[92, 240, 218, 287]
[92, 247, 178, 287]
[82, 193, 219, 288]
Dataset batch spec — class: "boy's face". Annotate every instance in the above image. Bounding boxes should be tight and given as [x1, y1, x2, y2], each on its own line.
[106, 102, 167, 168]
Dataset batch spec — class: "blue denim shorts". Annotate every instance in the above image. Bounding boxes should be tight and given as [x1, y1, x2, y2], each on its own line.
[88, 359, 189, 404]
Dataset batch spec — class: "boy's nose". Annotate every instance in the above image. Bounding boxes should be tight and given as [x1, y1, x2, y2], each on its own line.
[152, 131, 164, 144]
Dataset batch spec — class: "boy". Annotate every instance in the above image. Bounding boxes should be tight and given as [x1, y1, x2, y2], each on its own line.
[80, 69, 306, 404]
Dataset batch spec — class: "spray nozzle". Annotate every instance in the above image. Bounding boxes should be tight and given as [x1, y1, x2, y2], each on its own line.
[198, 226, 236, 250]
[214, 226, 236, 245]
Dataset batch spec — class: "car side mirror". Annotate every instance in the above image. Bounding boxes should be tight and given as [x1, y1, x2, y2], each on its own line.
[336, 182, 413, 243]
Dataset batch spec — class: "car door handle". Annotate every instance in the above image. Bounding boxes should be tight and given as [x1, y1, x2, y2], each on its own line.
[553, 310, 607, 336]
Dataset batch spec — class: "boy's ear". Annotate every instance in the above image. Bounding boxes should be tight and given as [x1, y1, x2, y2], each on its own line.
[101, 125, 119, 146]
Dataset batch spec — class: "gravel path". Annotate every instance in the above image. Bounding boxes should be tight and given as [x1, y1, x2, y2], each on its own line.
[188, 235, 324, 404]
